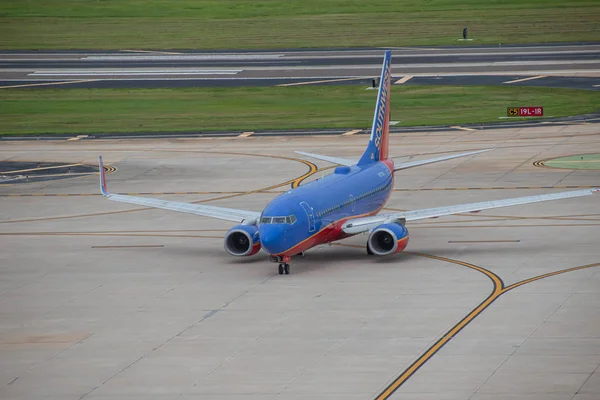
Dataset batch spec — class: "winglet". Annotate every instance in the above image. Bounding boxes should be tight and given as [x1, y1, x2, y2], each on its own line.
[98, 156, 109, 197]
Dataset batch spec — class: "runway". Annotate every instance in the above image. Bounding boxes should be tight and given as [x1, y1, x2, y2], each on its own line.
[1, 124, 599, 399]
[1, 44, 599, 89]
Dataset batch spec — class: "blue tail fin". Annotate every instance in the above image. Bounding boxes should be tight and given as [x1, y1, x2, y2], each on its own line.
[358, 50, 392, 166]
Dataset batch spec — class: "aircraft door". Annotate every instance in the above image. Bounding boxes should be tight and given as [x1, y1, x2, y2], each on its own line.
[300, 201, 316, 233]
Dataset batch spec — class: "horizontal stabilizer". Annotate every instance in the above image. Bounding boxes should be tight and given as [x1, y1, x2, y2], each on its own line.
[295, 151, 355, 166]
[394, 149, 493, 171]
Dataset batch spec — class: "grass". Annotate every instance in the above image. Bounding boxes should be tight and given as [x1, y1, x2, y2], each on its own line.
[0, 1, 599, 49]
[1, 86, 598, 135]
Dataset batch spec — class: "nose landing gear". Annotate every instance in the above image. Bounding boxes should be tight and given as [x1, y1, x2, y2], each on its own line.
[278, 263, 290, 275]
[270, 255, 292, 275]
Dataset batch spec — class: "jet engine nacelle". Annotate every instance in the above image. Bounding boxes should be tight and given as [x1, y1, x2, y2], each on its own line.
[367, 223, 409, 256]
[224, 225, 261, 256]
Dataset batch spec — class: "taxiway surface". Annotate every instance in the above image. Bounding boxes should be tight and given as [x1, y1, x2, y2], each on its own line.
[1, 125, 599, 399]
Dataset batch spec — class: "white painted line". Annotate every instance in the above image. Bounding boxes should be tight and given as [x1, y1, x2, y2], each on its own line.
[0, 79, 99, 89]
[244, 60, 600, 71]
[450, 126, 477, 132]
[86, 54, 283, 61]
[277, 76, 366, 87]
[593, 84, 600, 87]
[30, 70, 242, 76]
[341, 129, 361, 136]
[394, 75, 413, 85]
[238, 131, 254, 138]
[119, 49, 183, 55]
[390, 121, 400, 125]
[503, 75, 546, 84]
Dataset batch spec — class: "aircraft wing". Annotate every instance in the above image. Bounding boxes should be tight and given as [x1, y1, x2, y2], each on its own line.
[393, 149, 493, 171]
[294, 151, 355, 166]
[98, 157, 261, 224]
[342, 188, 599, 234]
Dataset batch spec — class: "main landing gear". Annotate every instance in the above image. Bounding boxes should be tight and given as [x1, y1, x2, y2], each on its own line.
[270, 255, 292, 275]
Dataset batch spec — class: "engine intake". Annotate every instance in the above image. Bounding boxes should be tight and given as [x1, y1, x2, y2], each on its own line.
[224, 225, 261, 256]
[367, 223, 409, 256]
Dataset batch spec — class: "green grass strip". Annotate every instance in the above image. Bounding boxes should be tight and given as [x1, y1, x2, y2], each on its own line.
[0, 86, 598, 135]
[1, 0, 599, 49]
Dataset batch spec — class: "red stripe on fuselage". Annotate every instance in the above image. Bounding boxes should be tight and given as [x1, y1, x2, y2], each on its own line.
[272, 163, 395, 257]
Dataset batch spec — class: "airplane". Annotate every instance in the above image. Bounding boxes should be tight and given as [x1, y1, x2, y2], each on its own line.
[98, 50, 598, 275]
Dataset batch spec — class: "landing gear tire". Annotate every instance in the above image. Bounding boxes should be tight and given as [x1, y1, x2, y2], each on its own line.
[278, 263, 290, 275]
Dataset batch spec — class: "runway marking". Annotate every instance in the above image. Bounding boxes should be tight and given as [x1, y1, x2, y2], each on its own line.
[503, 75, 546, 84]
[0, 163, 83, 174]
[67, 135, 89, 141]
[341, 129, 362, 136]
[375, 253, 600, 399]
[450, 125, 477, 132]
[277, 77, 367, 87]
[394, 75, 413, 85]
[120, 49, 183, 55]
[0, 79, 100, 89]
[237, 131, 254, 138]
[30, 70, 242, 76]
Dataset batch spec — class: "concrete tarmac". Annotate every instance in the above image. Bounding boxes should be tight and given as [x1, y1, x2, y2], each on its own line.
[1, 124, 599, 399]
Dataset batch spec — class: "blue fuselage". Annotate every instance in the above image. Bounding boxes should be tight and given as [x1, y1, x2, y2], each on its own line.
[259, 160, 394, 256]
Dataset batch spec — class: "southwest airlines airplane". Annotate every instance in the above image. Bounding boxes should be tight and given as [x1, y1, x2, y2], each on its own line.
[98, 51, 598, 275]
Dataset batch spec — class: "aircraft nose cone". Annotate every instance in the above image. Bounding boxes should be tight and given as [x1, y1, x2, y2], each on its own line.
[260, 225, 286, 254]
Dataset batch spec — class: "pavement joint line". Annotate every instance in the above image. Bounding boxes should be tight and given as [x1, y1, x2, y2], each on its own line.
[341, 129, 361, 136]
[394, 75, 413, 84]
[450, 125, 477, 132]
[277, 76, 367, 87]
[0, 79, 100, 89]
[91, 245, 165, 248]
[448, 240, 521, 243]
[237, 131, 255, 138]
[503, 75, 546, 84]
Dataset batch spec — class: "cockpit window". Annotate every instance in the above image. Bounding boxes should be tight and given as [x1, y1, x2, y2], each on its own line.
[260, 214, 297, 224]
